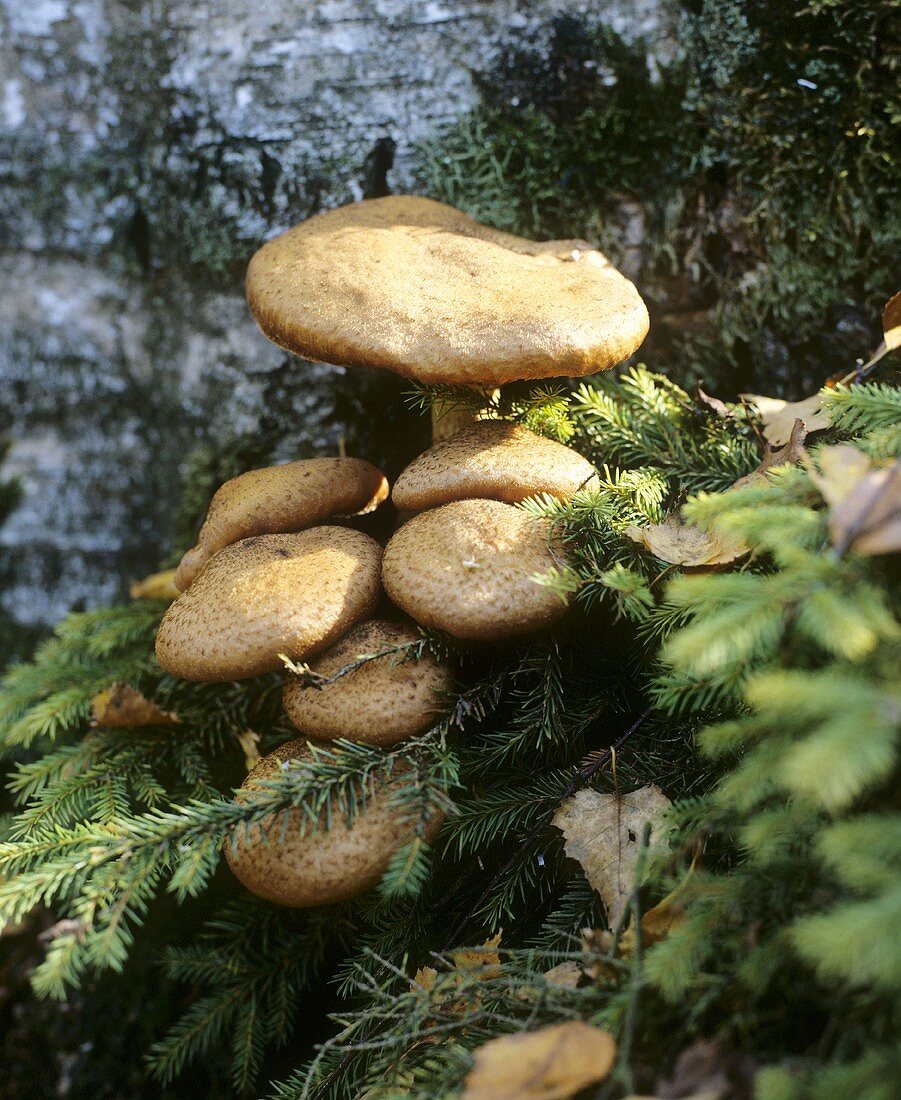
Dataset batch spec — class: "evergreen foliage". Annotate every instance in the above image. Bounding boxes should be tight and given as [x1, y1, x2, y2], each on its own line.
[1, 360, 897, 1096]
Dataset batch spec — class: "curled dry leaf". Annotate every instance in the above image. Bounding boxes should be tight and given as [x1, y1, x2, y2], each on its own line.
[810, 446, 901, 556]
[740, 392, 831, 447]
[553, 785, 672, 930]
[731, 418, 807, 491]
[883, 291, 901, 352]
[542, 960, 583, 989]
[90, 683, 179, 728]
[696, 384, 734, 419]
[411, 933, 503, 1009]
[462, 1021, 617, 1100]
[129, 568, 180, 601]
[625, 515, 747, 570]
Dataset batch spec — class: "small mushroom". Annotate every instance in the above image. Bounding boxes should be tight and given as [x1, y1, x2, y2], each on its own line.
[392, 421, 598, 512]
[382, 499, 568, 641]
[283, 620, 454, 746]
[156, 529, 382, 681]
[246, 195, 648, 387]
[175, 457, 388, 590]
[225, 739, 444, 907]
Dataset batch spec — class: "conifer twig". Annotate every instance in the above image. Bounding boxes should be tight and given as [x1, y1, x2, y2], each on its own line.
[441, 707, 653, 950]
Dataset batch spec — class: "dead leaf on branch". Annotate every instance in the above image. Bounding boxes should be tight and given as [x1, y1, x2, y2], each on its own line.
[90, 683, 179, 728]
[462, 1021, 617, 1100]
[410, 932, 503, 1010]
[696, 385, 735, 419]
[553, 785, 672, 930]
[625, 515, 747, 570]
[882, 291, 901, 353]
[809, 446, 901, 556]
[129, 568, 180, 601]
[740, 392, 831, 447]
[731, 418, 808, 490]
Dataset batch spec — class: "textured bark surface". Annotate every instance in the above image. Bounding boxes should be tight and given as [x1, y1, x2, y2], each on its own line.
[0, 0, 673, 632]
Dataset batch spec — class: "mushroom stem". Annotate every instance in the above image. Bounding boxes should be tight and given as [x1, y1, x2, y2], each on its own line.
[430, 387, 500, 442]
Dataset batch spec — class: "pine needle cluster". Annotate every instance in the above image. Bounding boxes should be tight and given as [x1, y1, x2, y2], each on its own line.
[0, 368, 897, 1097]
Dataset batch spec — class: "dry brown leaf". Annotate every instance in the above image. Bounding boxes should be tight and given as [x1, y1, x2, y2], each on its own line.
[462, 1021, 617, 1100]
[542, 961, 583, 989]
[411, 966, 438, 994]
[731, 419, 807, 490]
[129, 568, 180, 601]
[625, 515, 747, 569]
[741, 392, 831, 446]
[618, 885, 688, 957]
[883, 291, 901, 352]
[90, 683, 179, 728]
[810, 447, 901, 556]
[696, 385, 734, 419]
[452, 930, 503, 977]
[553, 786, 672, 930]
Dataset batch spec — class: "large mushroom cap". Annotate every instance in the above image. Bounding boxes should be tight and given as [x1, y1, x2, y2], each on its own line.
[283, 619, 454, 746]
[175, 457, 388, 590]
[382, 498, 568, 641]
[156, 529, 382, 681]
[392, 421, 598, 512]
[225, 739, 444, 907]
[246, 195, 648, 386]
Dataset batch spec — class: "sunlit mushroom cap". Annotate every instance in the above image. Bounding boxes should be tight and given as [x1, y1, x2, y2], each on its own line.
[382, 498, 568, 641]
[156, 529, 382, 681]
[175, 457, 388, 590]
[225, 739, 444, 907]
[246, 196, 648, 386]
[283, 619, 454, 746]
[392, 421, 598, 511]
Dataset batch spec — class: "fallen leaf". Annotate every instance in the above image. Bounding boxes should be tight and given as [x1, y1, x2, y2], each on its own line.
[90, 683, 179, 728]
[741, 392, 831, 447]
[809, 448, 901, 556]
[625, 516, 747, 569]
[808, 445, 874, 508]
[883, 291, 901, 352]
[655, 1039, 758, 1100]
[462, 1021, 617, 1100]
[731, 419, 807, 490]
[553, 786, 672, 930]
[696, 385, 734, 419]
[129, 568, 180, 601]
[542, 961, 583, 989]
[618, 885, 687, 956]
[411, 966, 438, 994]
[452, 931, 503, 977]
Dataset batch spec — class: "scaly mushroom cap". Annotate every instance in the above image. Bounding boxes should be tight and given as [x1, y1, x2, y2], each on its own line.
[283, 619, 454, 746]
[156, 529, 382, 681]
[392, 421, 598, 512]
[175, 457, 388, 590]
[382, 499, 568, 641]
[246, 195, 649, 386]
[225, 739, 444, 907]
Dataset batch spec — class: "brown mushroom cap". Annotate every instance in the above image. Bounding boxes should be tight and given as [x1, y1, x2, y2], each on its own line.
[246, 195, 648, 386]
[392, 421, 598, 512]
[156, 529, 382, 681]
[283, 619, 454, 746]
[382, 499, 568, 641]
[175, 457, 388, 591]
[225, 739, 444, 907]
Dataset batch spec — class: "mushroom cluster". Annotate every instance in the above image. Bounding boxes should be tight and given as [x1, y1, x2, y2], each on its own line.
[157, 195, 648, 908]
